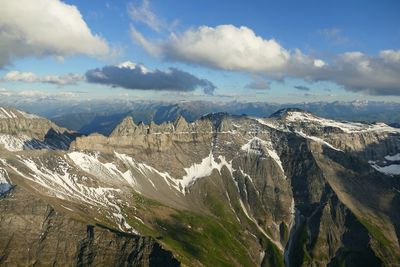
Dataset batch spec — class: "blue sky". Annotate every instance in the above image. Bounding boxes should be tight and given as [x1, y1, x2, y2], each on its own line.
[1, 0, 399, 103]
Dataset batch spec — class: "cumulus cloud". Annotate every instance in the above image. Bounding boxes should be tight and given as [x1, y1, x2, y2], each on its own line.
[85, 61, 216, 95]
[131, 24, 400, 96]
[2, 71, 84, 85]
[310, 50, 400, 95]
[294, 85, 310, 91]
[131, 24, 325, 77]
[0, 0, 109, 67]
[162, 25, 292, 73]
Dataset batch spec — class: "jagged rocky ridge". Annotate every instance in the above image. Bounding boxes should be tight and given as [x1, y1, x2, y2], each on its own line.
[0, 107, 77, 151]
[1, 107, 400, 266]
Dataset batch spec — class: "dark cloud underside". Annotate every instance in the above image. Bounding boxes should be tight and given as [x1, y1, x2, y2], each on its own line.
[85, 64, 216, 95]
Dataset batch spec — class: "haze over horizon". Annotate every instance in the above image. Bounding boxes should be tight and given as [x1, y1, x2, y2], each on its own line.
[1, 0, 400, 104]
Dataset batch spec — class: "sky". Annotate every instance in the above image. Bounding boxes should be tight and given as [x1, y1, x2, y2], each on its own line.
[0, 0, 399, 103]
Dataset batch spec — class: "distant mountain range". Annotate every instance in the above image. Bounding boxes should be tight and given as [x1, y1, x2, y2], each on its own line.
[2, 99, 397, 136]
[0, 99, 400, 135]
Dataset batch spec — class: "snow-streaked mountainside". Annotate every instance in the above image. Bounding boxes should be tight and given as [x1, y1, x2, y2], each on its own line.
[0, 106, 399, 267]
[270, 108, 400, 133]
[0, 107, 77, 152]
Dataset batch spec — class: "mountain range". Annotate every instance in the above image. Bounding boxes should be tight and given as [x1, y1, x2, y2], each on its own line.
[47, 101, 400, 135]
[0, 106, 399, 266]
[1, 99, 400, 136]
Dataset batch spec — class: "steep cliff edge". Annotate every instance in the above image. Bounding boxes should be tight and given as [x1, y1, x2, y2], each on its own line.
[0, 107, 77, 151]
[0, 186, 179, 267]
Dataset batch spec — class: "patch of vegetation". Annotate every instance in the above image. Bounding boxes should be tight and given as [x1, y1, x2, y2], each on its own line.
[155, 210, 255, 267]
[126, 191, 285, 266]
[127, 216, 157, 236]
[203, 192, 245, 233]
[359, 219, 391, 248]
[132, 192, 164, 208]
[280, 223, 289, 243]
[261, 239, 285, 267]
[204, 193, 233, 219]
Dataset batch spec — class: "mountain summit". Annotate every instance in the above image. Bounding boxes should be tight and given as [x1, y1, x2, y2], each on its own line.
[269, 108, 309, 118]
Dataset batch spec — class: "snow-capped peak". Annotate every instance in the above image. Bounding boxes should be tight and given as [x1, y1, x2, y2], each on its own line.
[269, 108, 310, 119]
[269, 108, 400, 134]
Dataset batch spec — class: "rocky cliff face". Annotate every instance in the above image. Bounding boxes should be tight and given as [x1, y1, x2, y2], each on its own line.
[0, 107, 77, 151]
[0, 186, 179, 267]
[1, 107, 399, 266]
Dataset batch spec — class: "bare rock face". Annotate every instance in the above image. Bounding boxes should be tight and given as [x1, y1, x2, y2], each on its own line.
[0, 186, 180, 267]
[110, 116, 137, 136]
[0, 107, 77, 151]
[174, 116, 189, 132]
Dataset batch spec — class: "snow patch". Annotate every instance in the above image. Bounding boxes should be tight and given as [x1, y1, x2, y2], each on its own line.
[60, 205, 74, 212]
[0, 134, 61, 152]
[254, 118, 290, 132]
[111, 204, 137, 233]
[2, 155, 138, 233]
[295, 131, 342, 151]
[115, 152, 180, 192]
[0, 134, 29, 151]
[69, 152, 139, 189]
[6, 155, 120, 207]
[385, 153, 400, 161]
[17, 110, 41, 119]
[116, 152, 233, 194]
[0, 168, 12, 195]
[181, 152, 233, 188]
[9, 111, 17, 118]
[370, 161, 400, 176]
[285, 111, 400, 133]
[241, 137, 286, 177]
[0, 108, 13, 119]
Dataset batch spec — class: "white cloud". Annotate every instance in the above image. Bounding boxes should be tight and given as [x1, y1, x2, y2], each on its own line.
[128, 0, 162, 32]
[379, 49, 400, 63]
[0, 87, 12, 96]
[131, 24, 400, 96]
[131, 24, 325, 77]
[130, 25, 161, 56]
[163, 25, 292, 73]
[3, 90, 86, 99]
[311, 50, 400, 95]
[0, 0, 109, 67]
[4, 71, 37, 83]
[313, 59, 326, 68]
[3, 71, 84, 85]
[128, 0, 178, 33]
[17, 90, 48, 97]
